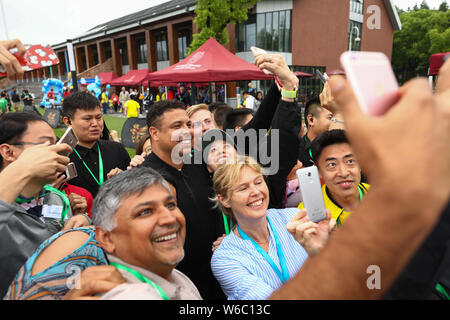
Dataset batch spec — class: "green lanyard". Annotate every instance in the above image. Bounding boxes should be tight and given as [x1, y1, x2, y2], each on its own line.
[436, 283, 450, 300]
[73, 144, 104, 186]
[222, 212, 233, 235]
[16, 186, 70, 226]
[43, 185, 70, 226]
[109, 262, 170, 300]
[336, 186, 364, 227]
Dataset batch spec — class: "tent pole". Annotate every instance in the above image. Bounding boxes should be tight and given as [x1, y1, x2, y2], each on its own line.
[224, 83, 227, 104]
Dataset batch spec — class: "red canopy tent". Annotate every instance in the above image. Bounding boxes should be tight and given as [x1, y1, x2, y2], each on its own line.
[110, 69, 150, 86]
[429, 52, 450, 76]
[146, 38, 273, 83]
[294, 71, 313, 78]
[98, 72, 118, 85]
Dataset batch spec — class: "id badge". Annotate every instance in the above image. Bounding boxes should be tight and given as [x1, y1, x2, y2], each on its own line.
[42, 204, 63, 220]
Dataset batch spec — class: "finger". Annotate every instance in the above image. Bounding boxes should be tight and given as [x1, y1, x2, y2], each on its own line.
[329, 218, 337, 233]
[3, 39, 27, 56]
[0, 50, 16, 80]
[303, 228, 317, 239]
[289, 210, 307, 223]
[328, 76, 366, 124]
[296, 221, 319, 234]
[78, 279, 122, 298]
[51, 143, 73, 156]
[62, 219, 75, 231]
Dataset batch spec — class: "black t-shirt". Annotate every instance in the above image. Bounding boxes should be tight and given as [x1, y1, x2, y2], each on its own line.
[68, 140, 130, 198]
[142, 152, 226, 300]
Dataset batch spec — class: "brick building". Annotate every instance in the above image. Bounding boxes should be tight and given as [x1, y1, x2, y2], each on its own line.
[20, 0, 402, 97]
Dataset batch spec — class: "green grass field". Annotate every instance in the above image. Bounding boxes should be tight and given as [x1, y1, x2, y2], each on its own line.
[32, 107, 136, 159]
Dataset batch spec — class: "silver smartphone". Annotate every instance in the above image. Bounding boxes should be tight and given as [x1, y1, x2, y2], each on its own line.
[57, 127, 78, 156]
[296, 166, 327, 223]
[63, 162, 78, 182]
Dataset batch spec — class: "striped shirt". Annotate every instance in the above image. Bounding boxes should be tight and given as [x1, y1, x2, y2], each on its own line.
[210, 208, 309, 300]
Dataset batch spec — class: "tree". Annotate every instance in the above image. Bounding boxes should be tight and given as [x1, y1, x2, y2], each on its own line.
[420, 0, 430, 10]
[187, 0, 261, 55]
[439, 1, 448, 11]
[392, 8, 450, 83]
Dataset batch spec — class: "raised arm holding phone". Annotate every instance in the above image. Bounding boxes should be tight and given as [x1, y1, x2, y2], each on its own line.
[271, 58, 450, 300]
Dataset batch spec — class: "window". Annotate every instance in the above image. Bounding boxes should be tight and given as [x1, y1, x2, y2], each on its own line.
[155, 30, 168, 61]
[237, 10, 292, 53]
[117, 38, 128, 66]
[292, 66, 326, 100]
[350, 0, 364, 15]
[178, 26, 192, 60]
[348, 20, 362, 51]
[135, 34, 147, 64]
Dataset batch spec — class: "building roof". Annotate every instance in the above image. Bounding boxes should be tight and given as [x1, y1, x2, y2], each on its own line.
[52, 0, 196, 49]
[384, 0, 402, 31]
[53, 0, 401, 50]
[87, 0, 196, 34]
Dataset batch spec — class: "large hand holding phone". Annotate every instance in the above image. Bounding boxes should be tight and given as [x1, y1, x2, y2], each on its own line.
[340, 51, 399, 116]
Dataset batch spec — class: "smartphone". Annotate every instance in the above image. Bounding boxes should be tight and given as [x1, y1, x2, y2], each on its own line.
[0, 45, 60, 77]
[340, 51, 399, 116]
[316, 69, 329, 84]
[296, 166, 327, 223]
[57, 127, 78, 156]
[250, 46, 272, 75]
[63, 162, 78, 182]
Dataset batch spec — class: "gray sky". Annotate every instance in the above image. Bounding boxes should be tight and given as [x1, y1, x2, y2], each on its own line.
[0, 0, 447, 46]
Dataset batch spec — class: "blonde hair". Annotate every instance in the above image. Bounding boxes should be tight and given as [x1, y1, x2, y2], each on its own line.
[211, 155, 261, 222]
[186, 104, 209, 118]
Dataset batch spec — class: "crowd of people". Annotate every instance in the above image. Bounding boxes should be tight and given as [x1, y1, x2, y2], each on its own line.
[0, 87, 35, 114]
[0, 37, 449, 302]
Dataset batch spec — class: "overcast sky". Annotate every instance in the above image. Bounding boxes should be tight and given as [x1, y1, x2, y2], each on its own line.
[0, 0, 447, 45]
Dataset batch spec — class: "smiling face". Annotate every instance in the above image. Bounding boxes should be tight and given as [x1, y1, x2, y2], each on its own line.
[105, 184, 186, 273]
[316, 143, 361, 201]
[150, 109, 192, 157]
[219, 166, 269, 224]
[206, 140, 237, 173]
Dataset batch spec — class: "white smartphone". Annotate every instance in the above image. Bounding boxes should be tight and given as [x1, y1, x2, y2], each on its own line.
[57, 127, 78, 156]
[250, 46, 272, 75]
[340, 51, 399, 116]
[296, 166, 327, 223]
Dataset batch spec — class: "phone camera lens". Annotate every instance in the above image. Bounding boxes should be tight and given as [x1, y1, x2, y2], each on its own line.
[308, 172, 311, 177]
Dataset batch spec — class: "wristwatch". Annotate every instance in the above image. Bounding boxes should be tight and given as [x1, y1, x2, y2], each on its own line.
[281, 88, 298, 99]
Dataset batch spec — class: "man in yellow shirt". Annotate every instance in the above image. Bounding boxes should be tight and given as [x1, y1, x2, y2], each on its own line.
[298, 129, 369, 226]
[124, 97, 140, 118]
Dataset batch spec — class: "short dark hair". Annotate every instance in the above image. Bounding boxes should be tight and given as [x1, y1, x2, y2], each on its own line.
[304, 97, 322, 128]
[311, 129, 349, 164]
[208, 101, 227, 113]
[242, 91, 250, 96]
[146, 99, 186, 129]
[223, 108, 253, 130]
[62, 91, 101, 119]
[0, 112, 45, 166]
[213, 105, 233, 129]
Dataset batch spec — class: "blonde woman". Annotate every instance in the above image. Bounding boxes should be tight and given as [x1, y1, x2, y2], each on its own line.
[211, 156, 335, 300]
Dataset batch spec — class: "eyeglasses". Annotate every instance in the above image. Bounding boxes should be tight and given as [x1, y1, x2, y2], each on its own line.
[10, 141, 43, 146]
